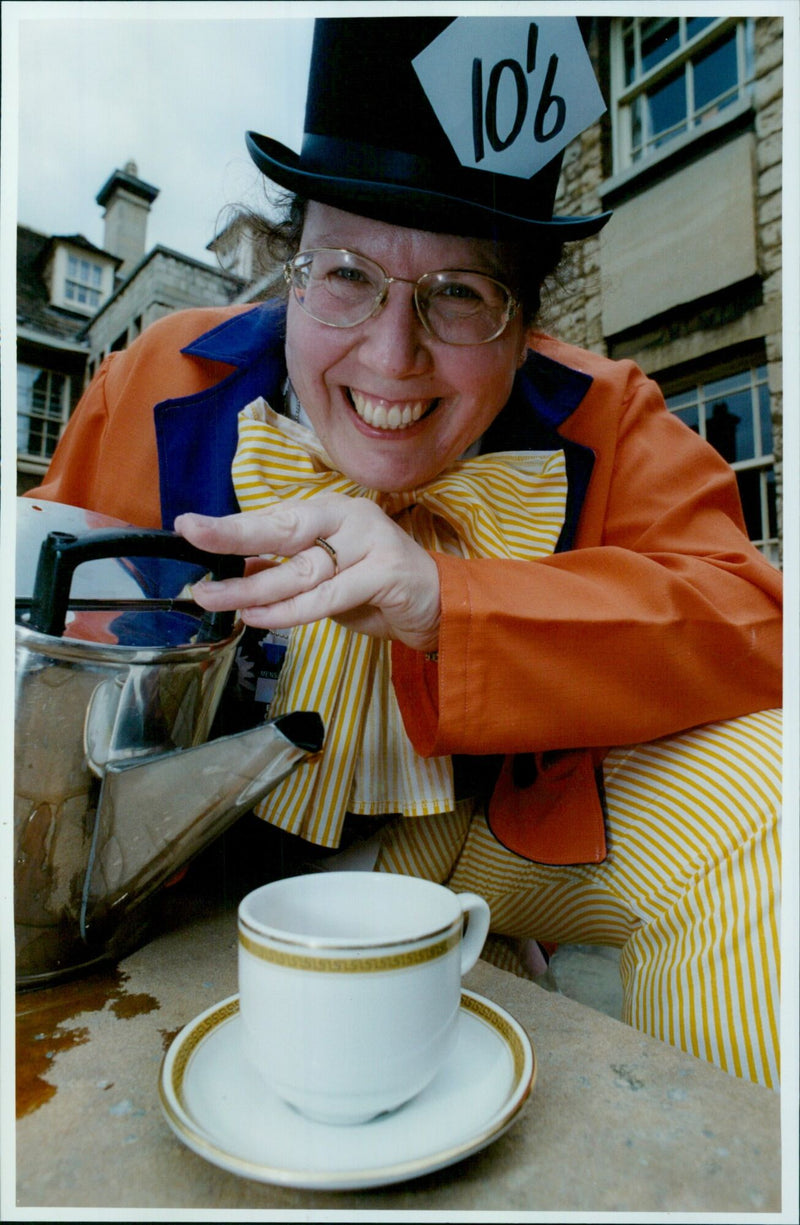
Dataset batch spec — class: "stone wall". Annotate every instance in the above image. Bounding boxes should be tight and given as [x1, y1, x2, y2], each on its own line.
[544, 21, 607, 353]
[752, 16, 784, 532]
[547, 18, 782, 356]
[85, 248, 243, 371]
[543, 16, 784, 550]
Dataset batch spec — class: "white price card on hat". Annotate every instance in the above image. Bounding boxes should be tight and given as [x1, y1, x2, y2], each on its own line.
[413, 17, 606, 180]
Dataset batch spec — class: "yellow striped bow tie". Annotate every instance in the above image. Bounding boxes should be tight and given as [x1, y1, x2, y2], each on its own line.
[232, 398, 568, 848]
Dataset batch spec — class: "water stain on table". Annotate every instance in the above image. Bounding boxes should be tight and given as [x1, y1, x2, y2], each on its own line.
[16, 968, 160, 1119]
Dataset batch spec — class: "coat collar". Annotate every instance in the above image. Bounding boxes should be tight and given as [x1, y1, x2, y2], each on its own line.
[483, 350, 593, 454]
[520, 348, 594, 427]
[180, 300, 285, 367]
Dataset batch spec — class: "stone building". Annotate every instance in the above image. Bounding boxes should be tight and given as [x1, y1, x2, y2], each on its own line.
[80, 162, 246, 382]
[16, 227, 119, 491]
[16, 161, 245, 494]
[545, 14, 783, 564]
[83, 243, 245, 383]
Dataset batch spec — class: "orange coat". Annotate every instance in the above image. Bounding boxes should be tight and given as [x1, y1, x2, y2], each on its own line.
[31, 306, 783, 864]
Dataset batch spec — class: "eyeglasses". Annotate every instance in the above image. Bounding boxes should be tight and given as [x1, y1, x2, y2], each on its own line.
[284, 248, 519, 346]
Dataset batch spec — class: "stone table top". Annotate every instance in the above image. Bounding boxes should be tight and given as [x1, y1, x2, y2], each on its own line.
[15, 895, 783, 1215]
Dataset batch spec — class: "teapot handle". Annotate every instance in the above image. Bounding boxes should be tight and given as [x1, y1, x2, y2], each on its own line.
[27, 528, 246, 640]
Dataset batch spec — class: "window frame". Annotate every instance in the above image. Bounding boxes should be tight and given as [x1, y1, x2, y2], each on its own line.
[64, 253, 104, 310]
[609, 16, 755, 174]
[661, 358, 778, 565]
[17, 363, 71, 467]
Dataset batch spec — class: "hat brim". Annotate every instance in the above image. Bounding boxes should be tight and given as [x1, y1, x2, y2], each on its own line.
[246, 131, 611, 242]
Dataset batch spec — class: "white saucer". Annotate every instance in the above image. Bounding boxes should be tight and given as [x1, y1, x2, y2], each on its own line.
[159, 988, 536, 1190]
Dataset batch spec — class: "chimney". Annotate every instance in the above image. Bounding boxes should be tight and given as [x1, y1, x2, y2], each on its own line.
[96, 160, 159, 276]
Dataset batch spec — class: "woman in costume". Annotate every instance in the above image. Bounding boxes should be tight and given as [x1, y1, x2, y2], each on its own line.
[33, 17, 782, 1087]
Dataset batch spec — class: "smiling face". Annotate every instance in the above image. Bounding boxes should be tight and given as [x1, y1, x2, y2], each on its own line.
[284, 202, 528, 492]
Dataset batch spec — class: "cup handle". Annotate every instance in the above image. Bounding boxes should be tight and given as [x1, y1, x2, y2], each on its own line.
[455, 892, 491, 975]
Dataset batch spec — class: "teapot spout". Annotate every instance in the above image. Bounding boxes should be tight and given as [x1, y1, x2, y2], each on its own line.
[80, 711, 323, 939]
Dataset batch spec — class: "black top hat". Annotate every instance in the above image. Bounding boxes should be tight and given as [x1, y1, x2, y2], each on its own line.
[247, 17, 611, 242]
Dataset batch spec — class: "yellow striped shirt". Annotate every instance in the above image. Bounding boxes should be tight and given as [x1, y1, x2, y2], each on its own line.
[232, 398, 569, 847]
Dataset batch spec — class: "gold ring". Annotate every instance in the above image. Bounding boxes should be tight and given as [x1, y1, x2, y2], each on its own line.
[313, 536, 339, 576]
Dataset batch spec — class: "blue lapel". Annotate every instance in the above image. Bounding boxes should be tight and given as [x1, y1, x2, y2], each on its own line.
[483, 351, 595, 552]
[154, 305, 595, 545]
[154, 302, 287, 527]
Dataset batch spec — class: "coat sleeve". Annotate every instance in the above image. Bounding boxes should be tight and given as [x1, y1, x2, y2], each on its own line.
[392, 361, 782, 756]
[25, 354, 148, 518]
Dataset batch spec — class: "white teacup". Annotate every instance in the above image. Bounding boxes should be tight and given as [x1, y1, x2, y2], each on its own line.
[237, 871, 490, 1125]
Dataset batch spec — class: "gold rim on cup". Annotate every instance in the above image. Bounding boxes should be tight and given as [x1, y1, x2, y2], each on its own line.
[238, 925, 461, 973]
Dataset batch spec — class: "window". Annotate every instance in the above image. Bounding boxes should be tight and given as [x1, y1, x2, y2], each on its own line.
[664, 362, 778, 564]
[611, 17, 754, 171]
[64, 253, 103, 310]
[17, 364, 69, 462]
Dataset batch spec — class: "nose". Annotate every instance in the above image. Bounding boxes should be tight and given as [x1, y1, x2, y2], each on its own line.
[356, 280, 433, 378]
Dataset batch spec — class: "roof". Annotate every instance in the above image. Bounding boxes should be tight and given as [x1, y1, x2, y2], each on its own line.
[50, 232, 118, 261]
[17, 225, 246, 351]
[85, 242, 246, 328]
[16, 226, 90, 344]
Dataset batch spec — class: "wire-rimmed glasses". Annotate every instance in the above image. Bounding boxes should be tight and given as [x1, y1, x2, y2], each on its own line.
[284, 248, 519, 346]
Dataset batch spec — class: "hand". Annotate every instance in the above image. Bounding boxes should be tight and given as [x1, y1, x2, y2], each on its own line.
[175, 493, 441, 652]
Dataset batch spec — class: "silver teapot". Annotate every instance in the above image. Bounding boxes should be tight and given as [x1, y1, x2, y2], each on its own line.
[14, 500, 323, 987]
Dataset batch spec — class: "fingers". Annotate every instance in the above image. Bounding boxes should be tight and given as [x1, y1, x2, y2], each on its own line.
[175, 498, 352, 561]
[227, 539, 441, 653]
[177, 496, 364, 615]
[175, 496, 441, 651]
[192, 538, 342, 615]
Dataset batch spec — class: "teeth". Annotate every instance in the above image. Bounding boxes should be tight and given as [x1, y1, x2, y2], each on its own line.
[350, 390, 430, 431]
